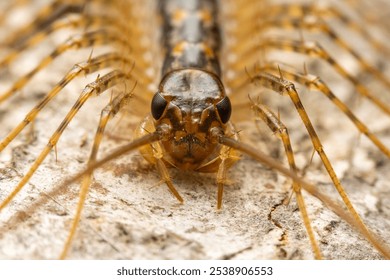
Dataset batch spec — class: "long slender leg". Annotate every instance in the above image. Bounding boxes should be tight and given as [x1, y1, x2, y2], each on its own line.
[0, 53, 133, 152]
[258, 63, 390, 158]
[257, 16, 390, 90]
[255, 38, 390, 115]
[2, 0, 85, 48]
[0, 0, 161, 260]
[224, 1, 390, 67]
[0, 0, 151, 103]
[1, 0, 143, 51]
[252, 102, 322, 259]
[222, 0, 390, 259]
[0, 69, 132, 212]
[225, 2, 390, 59]
[60, 89, 134, 259]
[0, 14, 126, 69]
[0, 0, 140, 69]
[224, 2, 390, 112]
[251, 70, 383, 257]
[222, 2, 390, 112]
[254, 4, 390, 59]
[0, 28, 129, 103]
[219, 134, 390, 259]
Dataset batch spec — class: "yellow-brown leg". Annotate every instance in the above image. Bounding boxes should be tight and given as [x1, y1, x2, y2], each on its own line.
[225, 2, 390, 59]
[251, 3, 390, 59]
[216, 143, 239, 210]
[0, 0, 142, 70]
[0, 28, 130, 102]
[60, 89, 134, 259]
[219, 134, 390, 259]
[252, 102, 322, 259]
[256, 38, 390, 115]
[259, 63, 390, 158]
[0, 14, 129, 69]
[0, 53, 133, 152]
[0, 69, 132, 212]
[260, 18, 390, 89]
[2, 0, 85, 48]
[223, 1, 390, 112]
[136, 116, 184, 204]
[251, 70, 387, 258]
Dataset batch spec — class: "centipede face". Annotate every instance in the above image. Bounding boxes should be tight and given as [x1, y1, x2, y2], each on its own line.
[0, 0, 389, 259]
[148, 69, 231, 171]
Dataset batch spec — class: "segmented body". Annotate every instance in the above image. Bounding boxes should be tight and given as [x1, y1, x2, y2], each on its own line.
[0, 0, 389, 259]
[139, 0, 234, 174]
[161, 0, 221, 76]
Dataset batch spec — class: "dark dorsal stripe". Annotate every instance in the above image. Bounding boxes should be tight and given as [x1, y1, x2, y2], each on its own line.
[160, 0, 221, 76]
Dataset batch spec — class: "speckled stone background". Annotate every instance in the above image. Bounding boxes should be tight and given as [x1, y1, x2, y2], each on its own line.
[0, 0, 389, 259]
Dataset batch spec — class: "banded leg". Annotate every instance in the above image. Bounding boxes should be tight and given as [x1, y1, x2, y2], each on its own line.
[2, 0, 85, 48]
[256, 38, 390, 115]
[0, 28, 129, 102]
[225, 2, 390, 59]
[223, 0, 390, 64]
[222, 2, 390, 109]
[252, 102, 321, 259]
[1, 0, 143, 50]
[253, 4, 390, 59]
[0, 69, 132, 212]
[219, 133, 390, 259]
[0, 0, 140, 69]
[256, 16, 390, 90]
[251, 71, 386, 257]
[259, 63, 390, 158]
[0, 52, 133, 152]
[60, 89, 134, 259]
[0, 14, 128, 69]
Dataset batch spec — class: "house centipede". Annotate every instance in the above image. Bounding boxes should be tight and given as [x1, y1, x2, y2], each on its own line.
[0, 0, 389, 259]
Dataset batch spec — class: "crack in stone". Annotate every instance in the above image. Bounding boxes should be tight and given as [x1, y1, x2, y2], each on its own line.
[268, 196, 289, 258]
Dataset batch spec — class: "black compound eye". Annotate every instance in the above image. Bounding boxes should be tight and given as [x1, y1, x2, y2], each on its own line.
[151, 92, 168, 120]
[216, 96, 232, 124]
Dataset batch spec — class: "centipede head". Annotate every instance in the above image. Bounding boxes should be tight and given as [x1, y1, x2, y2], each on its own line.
[151, 69, 231, 170]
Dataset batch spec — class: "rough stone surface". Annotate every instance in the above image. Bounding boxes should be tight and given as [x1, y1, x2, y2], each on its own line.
[0, 1, 389, 260]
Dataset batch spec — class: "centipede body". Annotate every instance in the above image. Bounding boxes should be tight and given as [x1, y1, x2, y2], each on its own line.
[0, 0, 389, 259]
